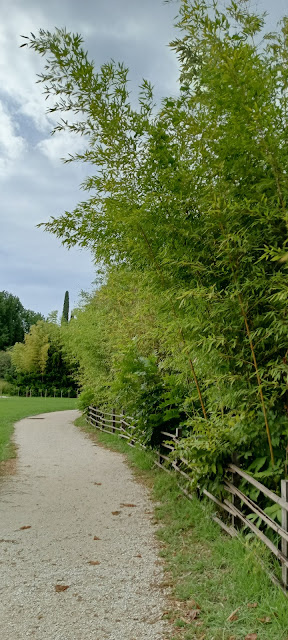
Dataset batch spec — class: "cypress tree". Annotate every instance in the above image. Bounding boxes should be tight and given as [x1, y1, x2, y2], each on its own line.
[61, 291, 69, 323]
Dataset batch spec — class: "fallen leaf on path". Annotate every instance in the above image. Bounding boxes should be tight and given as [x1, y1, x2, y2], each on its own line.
[247, 603, 258, 608]
[111, 511, 121, 515]
[120, 503, 137, 507]
[94, 482, 102, 485]
[245, 635, 257, 640]
[88, 560, 100, 565]
[93, 536, 101, 540]
[134, 554, 142, 558]
[55, 585, 69, 592]
[19, 526, 31, 530]
[259, 617, 271, 623]
[227, 608, 239, 622]
[188, 610, 201, 620]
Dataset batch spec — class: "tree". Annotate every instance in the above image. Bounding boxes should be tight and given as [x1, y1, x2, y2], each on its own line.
[0, 351, 12, 378]
[22, 309, 44, 333]
[61, 291, 69, 323]
[24, 2, 288, 490]
[11, 321, 50, 376]
[0, 292, 25, 349]
[10, 319, 77, 395]
[0, 291, 44, 350]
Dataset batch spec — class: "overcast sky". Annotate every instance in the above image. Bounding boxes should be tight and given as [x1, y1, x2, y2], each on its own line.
[1, 0, 287, 317]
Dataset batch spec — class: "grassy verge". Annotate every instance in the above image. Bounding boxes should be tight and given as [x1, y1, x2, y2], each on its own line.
[75, 415, 288, 640]
[0, 396, 77, 462]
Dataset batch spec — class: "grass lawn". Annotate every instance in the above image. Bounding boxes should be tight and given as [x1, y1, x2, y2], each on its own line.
[0, 396, 77, 462]
[75, 415, 288, 640]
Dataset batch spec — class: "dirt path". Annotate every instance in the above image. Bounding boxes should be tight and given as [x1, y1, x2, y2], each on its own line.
[0, 410, 169, 640]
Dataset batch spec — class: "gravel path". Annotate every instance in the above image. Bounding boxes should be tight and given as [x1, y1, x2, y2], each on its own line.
[0, 410, 169, 640]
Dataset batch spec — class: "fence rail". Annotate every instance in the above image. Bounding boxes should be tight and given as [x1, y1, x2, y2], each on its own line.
[87, 405, 288, 591]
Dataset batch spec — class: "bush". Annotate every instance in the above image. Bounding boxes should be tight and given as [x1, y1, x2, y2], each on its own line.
[0, 382, 17, 396]
[77, 388, 94, 412]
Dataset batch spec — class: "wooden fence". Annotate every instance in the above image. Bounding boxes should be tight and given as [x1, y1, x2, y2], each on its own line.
[87, 405, 288, 591]
[19, 388, 76, 398]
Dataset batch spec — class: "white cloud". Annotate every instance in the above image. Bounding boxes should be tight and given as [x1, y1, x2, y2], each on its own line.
[0, 5, 52, 132]
[0, 101, 26, 177]
[36, 130, 86, 165]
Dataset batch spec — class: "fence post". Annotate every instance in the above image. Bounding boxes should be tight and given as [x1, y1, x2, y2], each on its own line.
[121, 409, 125, 431]
[112, 408, 116, 433]
[231, 453, 241, 531]
[30, 388, 32, 397]
[61, 389, 63, 398]
[281, 479, 288, 589]
[176, 427, 182, 440]
[45, 389, 47, 398]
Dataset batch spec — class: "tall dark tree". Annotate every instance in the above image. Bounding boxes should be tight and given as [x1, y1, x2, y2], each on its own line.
[0, 292, 25, 349]
[61, 291, 69, 323]
[0, 291, 44, 350]
[22, 309, 44, 333]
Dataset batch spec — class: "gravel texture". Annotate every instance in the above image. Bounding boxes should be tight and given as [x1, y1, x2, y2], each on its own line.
[0, 410, 170, 639]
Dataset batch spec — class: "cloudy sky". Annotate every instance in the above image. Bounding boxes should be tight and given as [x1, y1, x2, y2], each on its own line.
[1, 0, 287, 317]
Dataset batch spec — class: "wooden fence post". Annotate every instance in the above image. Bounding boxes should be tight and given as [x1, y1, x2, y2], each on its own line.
[121, 409, 125, 431]
[176, 427, 182, 440]
[112, 408, 116, 433]
[231, 453, 240, 531]
[281, 479, 288, 589]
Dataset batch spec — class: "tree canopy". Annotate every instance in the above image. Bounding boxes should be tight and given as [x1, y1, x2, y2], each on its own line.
[24, 0, 288, 491]
[0, 291, 43, 350]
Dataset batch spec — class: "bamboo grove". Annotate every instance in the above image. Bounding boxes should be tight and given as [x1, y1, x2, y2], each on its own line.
[24, 0, 288, 492]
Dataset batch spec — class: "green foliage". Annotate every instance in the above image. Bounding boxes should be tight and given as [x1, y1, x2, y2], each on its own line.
[9, 320, 77, 396]
[0, 291, 43, 350]
[25, 1, 288, 495]
[0, 351, 12, 378]
[77, 388, 94, 412]
[61, 291, 69, 323]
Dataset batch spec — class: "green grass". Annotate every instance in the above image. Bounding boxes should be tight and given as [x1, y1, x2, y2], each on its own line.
[75, 415, 288, 640]
[0, 396, 77, 462]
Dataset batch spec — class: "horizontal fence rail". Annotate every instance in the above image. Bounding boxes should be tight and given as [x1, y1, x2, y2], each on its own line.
[87, 406, 137, 444]
[87, 405, 288, 592]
